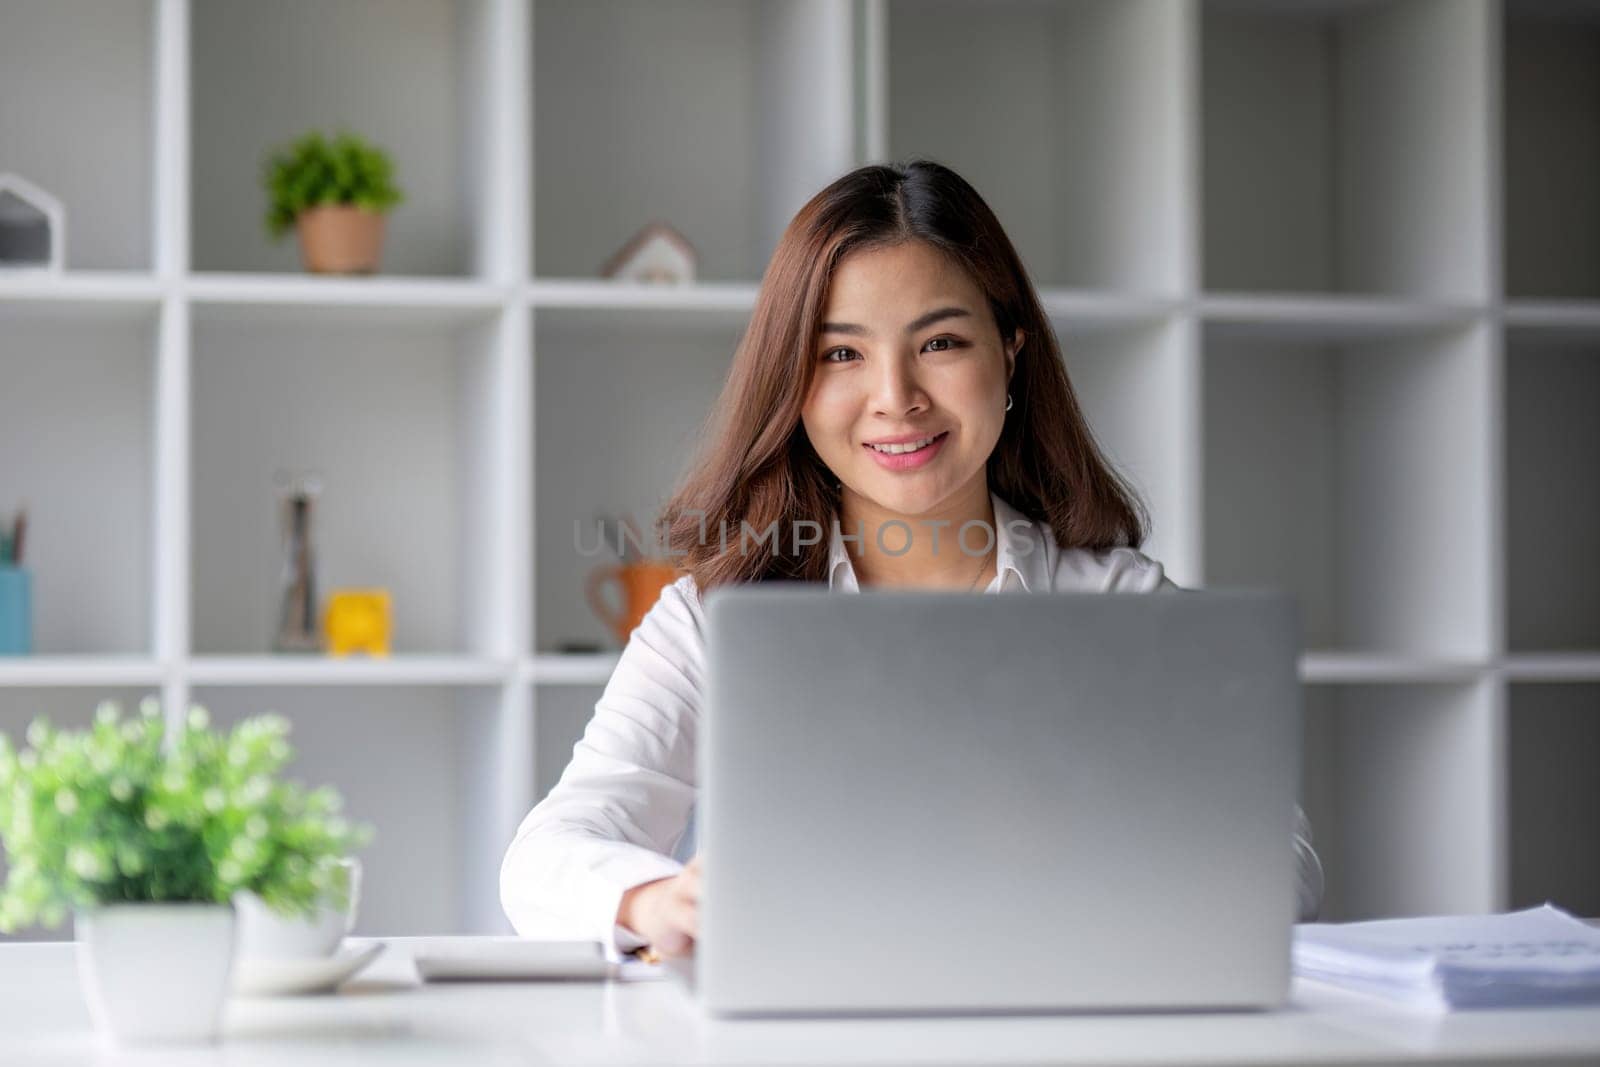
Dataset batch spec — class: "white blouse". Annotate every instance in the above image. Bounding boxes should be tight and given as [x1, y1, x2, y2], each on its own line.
[500, 491, 1325, 952]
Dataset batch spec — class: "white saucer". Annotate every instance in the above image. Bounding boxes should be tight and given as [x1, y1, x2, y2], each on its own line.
[232, 941, 385, 997]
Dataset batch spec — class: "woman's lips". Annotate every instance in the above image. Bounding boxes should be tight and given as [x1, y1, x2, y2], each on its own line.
[863, 431, 949, 471]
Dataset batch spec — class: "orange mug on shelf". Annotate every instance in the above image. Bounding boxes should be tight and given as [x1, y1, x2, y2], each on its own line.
[585, 560, 680, 645]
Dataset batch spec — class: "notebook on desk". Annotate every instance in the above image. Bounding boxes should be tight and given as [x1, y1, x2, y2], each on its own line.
[1294, 904, 1600, 1011]
[413, 937, 614, 981]
[694, 587, 1303, 1017]
[411, 936, 669, 982]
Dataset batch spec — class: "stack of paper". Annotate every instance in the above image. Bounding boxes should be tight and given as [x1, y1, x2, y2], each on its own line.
[1293, 904, 1600, 1011]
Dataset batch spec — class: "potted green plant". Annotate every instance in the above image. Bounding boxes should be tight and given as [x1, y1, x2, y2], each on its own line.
[0, 699, 371, 1047]
[263, 130, 403, 274]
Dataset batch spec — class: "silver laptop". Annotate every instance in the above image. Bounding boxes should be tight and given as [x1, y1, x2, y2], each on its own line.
[695, 586, 1301, 1016]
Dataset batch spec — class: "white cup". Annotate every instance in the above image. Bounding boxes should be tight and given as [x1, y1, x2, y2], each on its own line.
[233, 857, 361, 962]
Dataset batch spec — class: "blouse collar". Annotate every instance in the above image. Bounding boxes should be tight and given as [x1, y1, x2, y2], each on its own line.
[826, 490, 1049, 593]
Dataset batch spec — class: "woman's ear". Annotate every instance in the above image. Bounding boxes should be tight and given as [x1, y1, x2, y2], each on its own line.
[1007, 329, 1025, 383]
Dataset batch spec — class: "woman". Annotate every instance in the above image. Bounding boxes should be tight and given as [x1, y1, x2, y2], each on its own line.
[501, 161, 1324, 959]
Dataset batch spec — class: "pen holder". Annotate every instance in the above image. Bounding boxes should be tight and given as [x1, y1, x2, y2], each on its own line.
[0, 566, 32, 656]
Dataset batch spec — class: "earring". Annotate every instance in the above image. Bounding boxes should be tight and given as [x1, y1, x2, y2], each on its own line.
[1005, 393, 1013, 412]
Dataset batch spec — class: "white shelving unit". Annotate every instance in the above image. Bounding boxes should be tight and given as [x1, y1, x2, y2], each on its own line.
[2, 0, 1597, 937]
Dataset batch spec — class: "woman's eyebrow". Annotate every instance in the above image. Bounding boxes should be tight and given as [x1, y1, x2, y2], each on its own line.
[820, 306, 972, 337]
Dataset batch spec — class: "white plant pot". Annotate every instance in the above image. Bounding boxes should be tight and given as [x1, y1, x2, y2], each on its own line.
[74, 902, 236, 1046]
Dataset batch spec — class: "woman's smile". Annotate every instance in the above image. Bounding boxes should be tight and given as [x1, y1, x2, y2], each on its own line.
[863, 430, 949, 470]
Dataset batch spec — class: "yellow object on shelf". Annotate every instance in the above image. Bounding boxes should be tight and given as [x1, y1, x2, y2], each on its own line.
[324, 589, 392, 658]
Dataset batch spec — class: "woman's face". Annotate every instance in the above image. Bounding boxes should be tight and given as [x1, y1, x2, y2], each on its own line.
[801, 240, 1021, 518]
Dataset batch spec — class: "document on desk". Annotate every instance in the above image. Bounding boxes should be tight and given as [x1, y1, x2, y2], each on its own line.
[1293, 903, 1600, 1011]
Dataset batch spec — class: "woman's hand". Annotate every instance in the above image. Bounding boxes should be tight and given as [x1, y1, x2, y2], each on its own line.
[616, 855, 701, 958]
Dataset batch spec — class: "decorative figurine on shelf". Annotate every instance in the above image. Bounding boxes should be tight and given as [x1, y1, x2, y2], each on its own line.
[0, 173, 65, 273]
[273, 471, 324, 654]
[599, 221, 697, 285]
[262, 130, 403, 275]
[324, 589, 392, 658]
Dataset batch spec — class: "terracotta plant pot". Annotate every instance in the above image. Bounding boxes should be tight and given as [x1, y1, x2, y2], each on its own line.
[294, 205, 387, 274]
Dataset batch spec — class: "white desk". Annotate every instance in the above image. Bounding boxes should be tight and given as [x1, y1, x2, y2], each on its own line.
[4, 937, 1600, 1065]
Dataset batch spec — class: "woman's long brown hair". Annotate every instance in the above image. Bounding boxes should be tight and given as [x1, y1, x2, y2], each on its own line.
[657, 160, 1149, 594]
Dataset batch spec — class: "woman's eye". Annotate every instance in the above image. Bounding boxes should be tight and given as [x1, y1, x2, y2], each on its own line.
[822, 347, 859, 363]
[924, 336, 961, 353]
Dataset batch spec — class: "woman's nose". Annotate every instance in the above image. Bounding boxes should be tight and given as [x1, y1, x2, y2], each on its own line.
[871, 353, 928, 417]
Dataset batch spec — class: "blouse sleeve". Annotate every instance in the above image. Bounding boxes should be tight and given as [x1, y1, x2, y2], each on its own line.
[1088, 546, 1175, 594]
[499, 576, 705, 953]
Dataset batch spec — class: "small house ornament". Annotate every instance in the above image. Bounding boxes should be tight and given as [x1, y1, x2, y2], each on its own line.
[0, 173, 65, 273]
[599, 222, 697, 285]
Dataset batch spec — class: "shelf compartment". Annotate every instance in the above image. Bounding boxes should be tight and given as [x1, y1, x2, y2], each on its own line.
[1505, 1, 1600, 299]
[1201, 0, 1490, 299]
[190, 0, 497, 277]
[1057, 317, 1195, 584]
[1506, 332, 1600, 651]
[533, 313, 735, 653]
[0, 310, 157, 655]
[1509, 683, 1600, 916]
[190, 309, 509, 658]
[1301, 681, 1497, 921]
[887, 0, 1188, 293]
[1202, 322, 1493, 657]
[532, 0, 853, 283]
[0, 686, 167, 942]
[194, 684, 501, 935]
[531, 684, 606, 805]
[0, 0, 155, 271]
